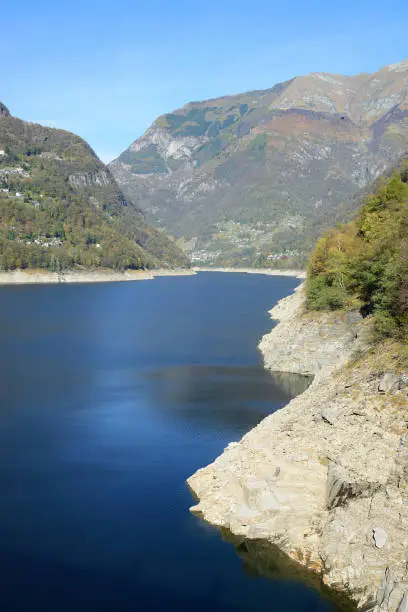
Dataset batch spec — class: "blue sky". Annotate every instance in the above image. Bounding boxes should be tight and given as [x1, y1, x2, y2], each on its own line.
[1, 0, 408, 162]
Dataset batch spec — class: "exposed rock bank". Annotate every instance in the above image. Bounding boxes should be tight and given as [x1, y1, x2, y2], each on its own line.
[188, 284, 408, 611]
[192, 267, 306, 278]
[0, 268, 195, 285]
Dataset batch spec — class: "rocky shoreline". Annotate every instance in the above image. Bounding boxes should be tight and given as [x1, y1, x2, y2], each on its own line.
[193, 266, 305, 278]
[0, 268, 196, 285]
[0, 267, 303, 285]
[188, 284, 408, 611]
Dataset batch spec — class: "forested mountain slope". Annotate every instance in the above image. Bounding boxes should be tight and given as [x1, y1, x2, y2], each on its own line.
[307, 159, 408, 343]
[0, 104, 189, 271]
[110, 59, 408, 267]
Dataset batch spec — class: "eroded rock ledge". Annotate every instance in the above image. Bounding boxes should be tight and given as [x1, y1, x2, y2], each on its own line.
[187, 284, 408, 611]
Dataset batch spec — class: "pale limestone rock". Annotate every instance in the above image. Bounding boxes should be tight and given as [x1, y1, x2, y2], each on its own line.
[188, 283, 408, 610]
[378, 373, 401, 393]
[397, 593, 408, 612]
[373, 528, 388, 549]
[68, 170, 111, 188]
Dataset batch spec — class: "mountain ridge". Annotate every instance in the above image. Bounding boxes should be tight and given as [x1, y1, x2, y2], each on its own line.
[110, 58, 408, 267]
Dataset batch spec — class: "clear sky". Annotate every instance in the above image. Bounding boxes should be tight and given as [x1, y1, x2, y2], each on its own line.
[1, 0, 408, 162]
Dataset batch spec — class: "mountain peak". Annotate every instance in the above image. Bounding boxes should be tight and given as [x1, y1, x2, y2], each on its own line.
[385, 58, 408, 73]
[110, 59, 408, 267]
[0, 102, 10, 117]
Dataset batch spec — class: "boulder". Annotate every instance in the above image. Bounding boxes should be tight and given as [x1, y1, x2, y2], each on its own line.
[326, 463, 379, 510]
[373, 526, 388, 549]
[321, 405, 344, 425]
[378, 373, 400, 393]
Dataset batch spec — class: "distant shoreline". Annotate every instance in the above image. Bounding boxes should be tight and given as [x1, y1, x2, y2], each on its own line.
[0, 268, 196, 285]
[193, 267, 306, 279]
[0, 267, 305, 285]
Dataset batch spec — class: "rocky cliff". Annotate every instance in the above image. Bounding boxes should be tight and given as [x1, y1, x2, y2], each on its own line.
[110, 59, 408, 267]
[188, 284, 408, 610]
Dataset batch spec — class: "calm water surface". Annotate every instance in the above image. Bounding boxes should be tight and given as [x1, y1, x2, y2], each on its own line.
[0, 273, 336, 611]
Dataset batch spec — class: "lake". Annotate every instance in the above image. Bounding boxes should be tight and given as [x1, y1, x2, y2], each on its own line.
[0, 272, 340, 611]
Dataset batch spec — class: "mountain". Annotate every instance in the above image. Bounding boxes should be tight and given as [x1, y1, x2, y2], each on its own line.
[110, 59, 408, 267]
[0, 105, 189, 271]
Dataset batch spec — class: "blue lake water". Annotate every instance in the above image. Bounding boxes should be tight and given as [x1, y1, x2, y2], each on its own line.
[0, 272, 344, 611]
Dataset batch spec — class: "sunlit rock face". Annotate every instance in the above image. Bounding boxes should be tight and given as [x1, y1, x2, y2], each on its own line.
[188, 285, 408, 611]
[110, 60, 408, 266]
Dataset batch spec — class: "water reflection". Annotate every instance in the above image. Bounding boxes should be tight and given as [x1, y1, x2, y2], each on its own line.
[220, 529, 357, 612]
[147, 365, 312, 434]
[268, 370, 313, 397]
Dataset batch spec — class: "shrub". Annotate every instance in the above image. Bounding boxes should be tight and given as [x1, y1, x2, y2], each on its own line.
[306, 164, 408, 339]
[306, 276, 346, 310]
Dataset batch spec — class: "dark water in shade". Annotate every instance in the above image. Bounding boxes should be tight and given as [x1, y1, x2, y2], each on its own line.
[0, 272, 338, 611]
